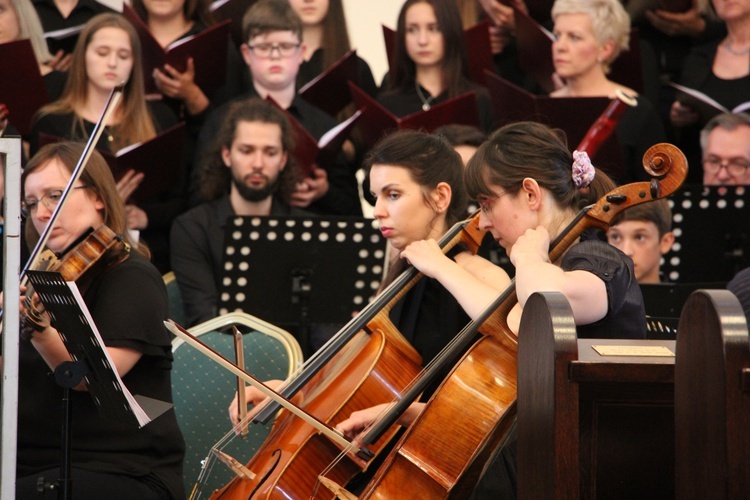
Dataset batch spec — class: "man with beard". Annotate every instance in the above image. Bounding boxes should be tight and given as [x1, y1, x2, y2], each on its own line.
[170, 98, 312, 327]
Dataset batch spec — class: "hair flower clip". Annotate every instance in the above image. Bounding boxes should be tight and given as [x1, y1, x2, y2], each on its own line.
[572, 150, 595, 189]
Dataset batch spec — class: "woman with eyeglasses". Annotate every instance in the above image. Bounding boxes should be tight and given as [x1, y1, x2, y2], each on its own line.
[337, 121, 646, 499]
[11, 141, 185, 499]
[28, 13, 183, 273]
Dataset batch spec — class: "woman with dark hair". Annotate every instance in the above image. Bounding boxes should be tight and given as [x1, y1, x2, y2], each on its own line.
[130, 0, 246, 118]
[29, 13, 182, 273]
[231, 127, 505, 421]
[13, 141, 185, 499]
[338, 121, 646, 498]
[289, 0, 377, 97]
[377, 0, 495, 132]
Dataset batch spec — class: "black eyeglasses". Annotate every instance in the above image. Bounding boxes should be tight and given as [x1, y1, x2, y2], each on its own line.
[702, 156, 750, 177]
[21, 186, 90, 218]
[246, 42, 301, 58]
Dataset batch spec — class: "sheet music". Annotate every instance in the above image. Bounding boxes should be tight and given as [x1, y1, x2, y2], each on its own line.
[27, 270, 173, 427]
[66, 281, 151, 426]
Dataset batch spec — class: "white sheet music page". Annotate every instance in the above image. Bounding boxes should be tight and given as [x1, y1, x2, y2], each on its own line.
[66, 281, 151, 426]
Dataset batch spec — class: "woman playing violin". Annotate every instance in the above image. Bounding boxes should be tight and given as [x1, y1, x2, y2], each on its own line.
[337, 121, 647, 498]
[13, 142, 185, 499]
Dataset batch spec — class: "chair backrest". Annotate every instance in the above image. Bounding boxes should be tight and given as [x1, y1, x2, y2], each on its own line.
[163, 271, 187, 327]
[171, 312, 303, 497]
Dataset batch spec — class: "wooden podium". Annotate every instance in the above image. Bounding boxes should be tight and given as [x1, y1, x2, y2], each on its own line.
[516, 292, 676, 499]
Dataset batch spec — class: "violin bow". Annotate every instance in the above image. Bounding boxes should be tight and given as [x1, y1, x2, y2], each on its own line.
[21, 84, 124, 284]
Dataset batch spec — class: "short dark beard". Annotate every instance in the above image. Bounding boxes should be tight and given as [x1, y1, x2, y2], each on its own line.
[231, 172, 281, 202]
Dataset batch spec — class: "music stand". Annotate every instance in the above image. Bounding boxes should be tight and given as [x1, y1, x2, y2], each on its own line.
[25, 270, 173, 499]
[640, 282, 726, 338]
[662, 185, 749, 284]
[218, 216, 386, 355]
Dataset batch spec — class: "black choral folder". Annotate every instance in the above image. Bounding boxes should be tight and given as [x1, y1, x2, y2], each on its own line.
[298, 50, 360, 117]
[350, 83, 480, 149]
[0, 39, 50, 137]
[485, 72, 625, 180]
[123, 5, 230, 96]
[39, 122, 185, 203]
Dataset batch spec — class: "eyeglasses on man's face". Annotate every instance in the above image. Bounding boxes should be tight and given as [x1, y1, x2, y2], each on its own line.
[246, 42, 301, 58]
[702, 155, 750, 177]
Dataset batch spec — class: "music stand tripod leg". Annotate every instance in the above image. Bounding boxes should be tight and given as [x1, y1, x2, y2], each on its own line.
[36, 360, 90, 499]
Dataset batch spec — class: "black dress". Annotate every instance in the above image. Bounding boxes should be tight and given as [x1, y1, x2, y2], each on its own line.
[15, 251, 185, 499]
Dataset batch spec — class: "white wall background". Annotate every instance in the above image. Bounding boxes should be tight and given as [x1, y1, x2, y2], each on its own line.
[341, 0, 404, 87]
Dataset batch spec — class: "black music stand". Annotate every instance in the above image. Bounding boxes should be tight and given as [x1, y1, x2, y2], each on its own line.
[218, 216, 386, 356]
[640, 282, 726, 338]
[25, 270, 173, 499]
[662, 185, 749, 284]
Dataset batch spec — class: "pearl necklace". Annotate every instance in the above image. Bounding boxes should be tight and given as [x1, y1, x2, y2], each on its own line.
[415, 82, 436, 111]
[723, 39, 750, 56]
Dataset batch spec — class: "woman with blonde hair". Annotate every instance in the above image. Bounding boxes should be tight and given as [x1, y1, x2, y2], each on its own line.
[29, 12, 181, 273]
[549, 0, 666, 183]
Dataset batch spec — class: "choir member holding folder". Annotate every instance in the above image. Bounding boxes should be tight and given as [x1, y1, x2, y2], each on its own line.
[290, 0, 377, 99]
[549, 0, 666, 182]
[127, 0, 246, 119]
[377, 0, 495, 133]
[0, 0, 68, 135]
[32, 0, 115, 67]
[29, 13, 183, 272]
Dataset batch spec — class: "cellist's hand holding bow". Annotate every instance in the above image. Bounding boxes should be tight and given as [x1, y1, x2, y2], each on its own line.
[228, 379, 283, 427]
[335, 402, 426, 443]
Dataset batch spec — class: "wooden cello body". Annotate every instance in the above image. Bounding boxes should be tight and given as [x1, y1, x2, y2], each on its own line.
[351, 143, 688, 499]
[208, 218, 487, 499]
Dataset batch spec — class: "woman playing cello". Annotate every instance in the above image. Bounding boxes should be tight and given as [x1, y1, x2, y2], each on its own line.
[225, 129, 508, 495]
[337, 121, 647, 498]
[12, 142, 185, 499]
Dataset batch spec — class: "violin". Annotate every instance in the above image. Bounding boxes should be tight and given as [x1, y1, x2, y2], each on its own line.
[326, 143, 688, 499]
[22, 225, 129, 337]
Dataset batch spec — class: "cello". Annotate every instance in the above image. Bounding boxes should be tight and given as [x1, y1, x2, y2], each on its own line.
[172, 213, 487, 499]
[328, 142, 688, 498]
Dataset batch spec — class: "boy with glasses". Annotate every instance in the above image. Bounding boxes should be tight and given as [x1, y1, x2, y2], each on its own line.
[190, 0, 360, 216]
